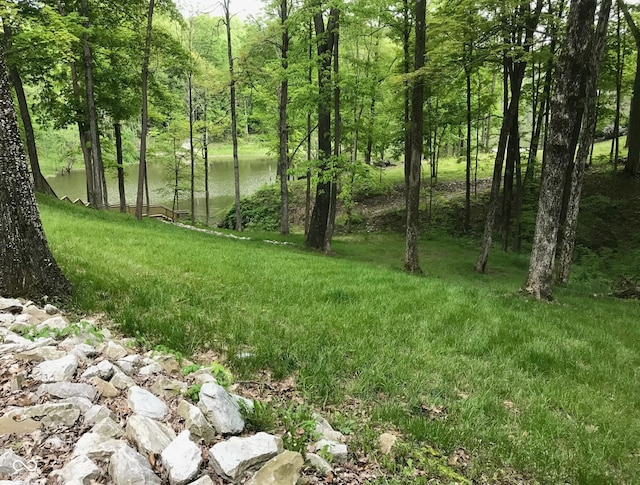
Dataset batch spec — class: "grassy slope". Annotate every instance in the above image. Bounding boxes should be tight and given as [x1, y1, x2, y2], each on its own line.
[40, 196, 640, 484]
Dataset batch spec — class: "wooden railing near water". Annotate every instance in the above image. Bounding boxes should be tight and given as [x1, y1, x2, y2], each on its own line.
[59, 196, 189, 221]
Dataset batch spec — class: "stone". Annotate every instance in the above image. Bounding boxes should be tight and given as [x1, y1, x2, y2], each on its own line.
[37, 382, 98, 401]
[70, 343, 98, 363]
[91, 417, 124, 438]
[26, 337, 57, 349]
[379, 433, 397, 455]
[0, 298, 22, 313]
[314, 440, 348, 465]
[153, 354, 181, 375]
[43, 304, 59, 315]
[36, 315, 69, 332]
[187, 477, 214, 485]
[151, 377, 187, 399]
[14, 346, 65, 362]
[0, 416, 41, 435]
[232, 394, 255, 413]
[127, 386, 168, 419]
[305, 453, 333, 476]
[7, 321, 28, 334]
[110, 369, 136, 390]
[247, 450, 304, 485]
[44, 436, 65, 449]
[191, 369, 216, 385]
[22, 306, 49, 325]
[121, 353, 142, 365]
[51, 454, 100, 485]
[314, 414, 344, 442]
[3, 333, 31, 347]
[61, 397, 93, 414]
[125, 414, 176, 456]
[84, 404, 117, 425]
[10, 373, 24, 392]
[91, 377, 119, 398]
[208, 432, 282, 481]
[81, 359, 115, 380]
[115, 360, 134, 376]
[104, 341, 128, 360]
[161, 430, 202, 484]
[176, 400, 216, 444]
[33, 354, 77, 382]
[12, 402, 81, 428]
[72, 433, 127, 460]
[198, 383, 244, 435]
[108, 445, 161, 485]
[0, 449, 23, 476]
[0, 314, 15, 326]
[138, 362, 162, 376]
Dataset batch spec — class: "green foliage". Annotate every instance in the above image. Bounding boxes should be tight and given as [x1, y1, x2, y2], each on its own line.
[242, 400, 278, 433]
[21, 320, 105, 343]
[185, 383, 202, 402]
[153, 344, 184, 364]
[279, 403, 319, 455]
[219, 185, 297, 231]
[181, 363, 202, 376]
[209, 361, 234, 388]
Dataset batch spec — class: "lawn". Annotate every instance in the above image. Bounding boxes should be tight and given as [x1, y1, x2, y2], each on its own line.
[39, 195, 640, 484]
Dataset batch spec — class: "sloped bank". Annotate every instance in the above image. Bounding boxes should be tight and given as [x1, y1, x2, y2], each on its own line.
[0, 297, 356, 484]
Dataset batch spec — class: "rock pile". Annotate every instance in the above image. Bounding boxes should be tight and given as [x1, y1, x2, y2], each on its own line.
[0, 297, 348, 484]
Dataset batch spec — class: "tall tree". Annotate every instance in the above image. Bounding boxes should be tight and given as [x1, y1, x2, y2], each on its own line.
[0, 44, 71, 300]
[523, 0, 599, 300]
[404, 0, 425, 274]
[278, 0, 290, 235]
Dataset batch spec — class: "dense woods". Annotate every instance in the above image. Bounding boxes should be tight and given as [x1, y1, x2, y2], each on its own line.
[0, 0, 637, 299]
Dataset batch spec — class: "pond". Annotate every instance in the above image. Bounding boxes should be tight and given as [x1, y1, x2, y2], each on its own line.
[47, 157, 277, 222]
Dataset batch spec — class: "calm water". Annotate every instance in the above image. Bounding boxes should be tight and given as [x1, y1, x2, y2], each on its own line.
[47, 157, 276, 222]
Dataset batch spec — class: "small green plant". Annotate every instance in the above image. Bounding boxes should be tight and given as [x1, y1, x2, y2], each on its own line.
[242, 400, 277, 433]
[20, 320, 104, 342]
[181, 364, 202, 376]
[279, 403, 319, 454]
[153, 344, 184, 364]
[185, 383, 202, 402]
[210, 361, 234, 388]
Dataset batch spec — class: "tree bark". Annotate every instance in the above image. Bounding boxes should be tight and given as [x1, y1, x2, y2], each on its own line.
[0, 46, 71, 300]
[203, 90, 210, 226]
[278, 0, 290, 235]
[405, 0, 425, 274]
[555, 0, 612, 285]
[523, 0, 598, 300]
[69, 61, 94, 204]
[114, 123, 126, 213]
[135, 0, 155, 220]
[188, 72, 195, 225]
[465, 61, 472, 233]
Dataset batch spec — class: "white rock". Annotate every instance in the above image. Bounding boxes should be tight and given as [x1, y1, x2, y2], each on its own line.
[208, 432, 282, 481]
[115, 360, 134, 376]
[44, 304, 59, 315]
[314, 414, 344, 442]
[72, 433, 127, 460]
[314, 439, 348, 464]
[187, 477, 214, 485]
[305, 453, 333, 476]
[0, 449, 23, 476]
[25, 337, 57, 349]
[91, 417, 124, 438]
[84, 404, 118, 425]
[44, 436, 65, 449]
[232, 394, 255, 413]
[104, 341, 128, 360]
[61, 396, 94, 413]
[198, 383, 244, 435]
[161, 430, 202, 484]
[138, 362, 162, 376]
[108, 445, 161, 485]
[33, 354, 78, 382]
[111, 369, 136, 390]
[0, 298, 22, 313]
[81, 359, 115, 380]
[70, 343, 98, 363]
[0, 314, 15, 326]
[127, 386, 168, 419]
[121, 354, 142, 365]
[4, 332, 31, 347]
[247, 450, 304, 485]
[176, 400, 216, 444]
[11, 402, 81, 427]
[14, 346, 65, 362]
[51, 454, 100, 485]
[125, 414, 176, 456]
[38, 382, 97, 401]
[36, 315, 69, 332]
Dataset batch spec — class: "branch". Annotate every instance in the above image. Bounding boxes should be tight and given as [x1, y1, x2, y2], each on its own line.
[618, 0, 640, 44]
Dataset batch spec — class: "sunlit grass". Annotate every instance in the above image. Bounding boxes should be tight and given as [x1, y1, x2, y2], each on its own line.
[39, 196, 640, 483]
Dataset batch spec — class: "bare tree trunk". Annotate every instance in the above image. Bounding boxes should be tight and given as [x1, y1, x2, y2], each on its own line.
[555, 0, 612, 285]
[278, 0, 290, 235]
[81, 0, 105, 209]
[188, 72, 195, 225]
[403, 0, 411, 180]
[69, 61, 94, 204]
[465, 62, 472, 233]
[203, 91, 210, 226]
[610, 3, 622, 169]
[224, 0, 242, 231]
[114, 123, 126, 213]
[0, 46, 71, 300]
[304, 20, 312, 237]
[135, 0, 155, 220]
[523, 0, 598, 300]
[405, 0, 425, 274]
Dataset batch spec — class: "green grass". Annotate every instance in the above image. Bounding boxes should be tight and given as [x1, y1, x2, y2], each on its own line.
[38, 195, 640, 483]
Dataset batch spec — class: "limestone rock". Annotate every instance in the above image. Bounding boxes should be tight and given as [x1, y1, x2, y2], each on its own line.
[138, 362, 162, 376]
[314, 414, 344, 442]
[61, 397, 93, 414]
[8, 402, 81, 428]
[153, 354, 181, 375]
[305, 453, 333, 476]
[44, 304, 59, 315]
[84, 404, 117, 425]
[15, 346, 65, 362]
[198, 383, 244, 435]
[161, 430, 202, 484]
[3, 333, 31, 347]
[151, 377, 187, 399]
[187, 477, 214, 485]
[176, 400, 216, 444]
[70, 343, 98, 363]
[33, 354, 77, 382]
[127, 386, 168, 419]
[191, 369, 216, 385]
[115, 360, 134, 376]
[110, 369, 136, 390]
[37, 382, 98, 401]
[108, 445, 161, 485]
[208, 432, 282, 481]
[125, 414, 176, 456]
[0, 314, 15, 326]
[247, 450, 304, 485]
[314, 439, 348, 464]
[0, 298, 22, 313]
[51, 454, 100, 485]
[232, 394, 255, 413]
[72, 433, 127, 460]
[0, 449, 23, 476]
[90, 417, 124, 438]
[0, 416, 41, 436]
[81, 360, 115, 380]
[379, 433, 397, 455]
[91, 377, 119, 398]
[36, 315, 69, 332]
[104, 341, 128, 360]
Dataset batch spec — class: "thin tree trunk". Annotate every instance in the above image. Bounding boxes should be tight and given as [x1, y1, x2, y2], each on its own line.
[135, 0, 155, 220]
[304, 20, 312, 237]
[114, 123, 126, 213]
[278, 0, 290, 235]
[81, 0, 105, 210]
[523, 0, 598, 300]
[70, 61, 94, 204]
[610, 3, 622, 168]
[465, 62, 472, 233]
[405, 0, 425, 274]
[224, 0, 242, 231]
[403, 0, 411, 182]
[555, 0, 612, 285]
[0, 45, 71, 300]
[188, 72, 195, 225]
[203, 91, 210, 226]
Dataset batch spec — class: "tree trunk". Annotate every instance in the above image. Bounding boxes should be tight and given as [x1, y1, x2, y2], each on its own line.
[203, 91, 210, 226]
[403, 0, 411, 181]
[555, 0, 612, 285]
[523, 0, 598, 300]
[278, 0, 290, 235]
[465, 63, 472, 233]
[114, 123, 126, 213]
[0, 46, 71, 300]
[3, 24, 56, 197]
[135, 0, 155, 220]
[610, 3, 622, 169]
[224, 0, 242, 231]
[188, 72, 195, 225]
[70, 61, 94, 204]
[405, 0, 425, 274]
[81, 0, 105, 210]
[304, 20, 312, 238]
